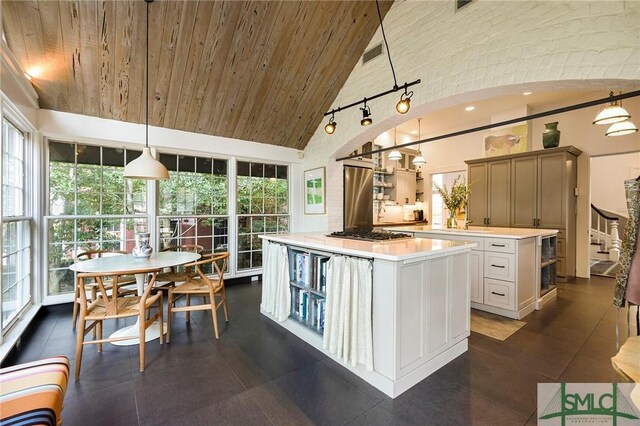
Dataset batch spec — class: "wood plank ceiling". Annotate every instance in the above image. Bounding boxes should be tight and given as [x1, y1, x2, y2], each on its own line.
[2, 0, 393, 150]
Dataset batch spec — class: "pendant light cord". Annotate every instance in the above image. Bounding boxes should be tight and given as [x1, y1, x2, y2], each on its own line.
[145, 0, 150, 148]
[376, 0, 398, 88]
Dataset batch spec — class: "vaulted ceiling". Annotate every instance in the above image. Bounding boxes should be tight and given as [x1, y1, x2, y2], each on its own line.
[2, 0, 392, 149]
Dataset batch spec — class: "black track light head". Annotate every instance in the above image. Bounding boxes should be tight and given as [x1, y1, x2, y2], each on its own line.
[325, 114, 337, 135]
[360, 104, 373, 126]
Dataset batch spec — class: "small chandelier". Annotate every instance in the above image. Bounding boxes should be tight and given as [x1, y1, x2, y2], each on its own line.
[593, 92, 631, 125]
[388, 127, 402, 160]
[412, 118, 426, 166]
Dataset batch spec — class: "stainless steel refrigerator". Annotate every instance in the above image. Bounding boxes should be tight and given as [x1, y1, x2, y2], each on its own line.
[344, 165, 373, 231]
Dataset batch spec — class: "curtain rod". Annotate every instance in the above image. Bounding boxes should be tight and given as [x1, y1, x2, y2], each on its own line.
[335, 90, 640, 162]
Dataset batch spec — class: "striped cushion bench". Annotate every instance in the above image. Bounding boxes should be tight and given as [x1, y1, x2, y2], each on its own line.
[0, 356, 70, 426]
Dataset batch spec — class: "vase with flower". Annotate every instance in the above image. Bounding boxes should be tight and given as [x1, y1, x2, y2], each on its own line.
[434, 176, 471, 229]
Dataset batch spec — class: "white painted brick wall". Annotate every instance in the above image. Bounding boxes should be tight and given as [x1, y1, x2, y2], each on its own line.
[301, 0, 640, 232]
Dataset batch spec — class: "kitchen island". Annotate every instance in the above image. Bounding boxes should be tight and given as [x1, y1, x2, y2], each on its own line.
[259, 233, 475, 398]
[383, 225, 559, 319]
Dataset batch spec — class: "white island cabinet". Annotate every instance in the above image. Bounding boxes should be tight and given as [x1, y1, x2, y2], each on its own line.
[259, 233, 475, 398]
[383, 226, 559, 319]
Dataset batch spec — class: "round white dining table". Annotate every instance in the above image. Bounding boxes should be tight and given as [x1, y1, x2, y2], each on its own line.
[68, 251, 201, 346]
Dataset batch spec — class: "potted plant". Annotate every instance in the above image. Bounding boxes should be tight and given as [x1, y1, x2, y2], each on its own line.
[433, 176, 471, 228]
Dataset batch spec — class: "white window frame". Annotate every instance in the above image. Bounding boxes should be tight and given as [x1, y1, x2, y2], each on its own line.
[235, 160, 290, 274]
[0, 94, 38, 345]
[44, 139, 149, 300]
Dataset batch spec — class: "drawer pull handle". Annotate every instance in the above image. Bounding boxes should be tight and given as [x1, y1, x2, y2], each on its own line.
[491, 264, 506, 268]
[491, 244, 506, 247]
[491, 291, 506, 297]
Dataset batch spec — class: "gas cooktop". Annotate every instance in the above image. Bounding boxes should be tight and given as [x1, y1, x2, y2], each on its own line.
[328, 231, 412, 242]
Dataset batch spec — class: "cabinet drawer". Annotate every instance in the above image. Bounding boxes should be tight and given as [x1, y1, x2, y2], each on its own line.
[484, 278, 516, 311]
[484, 252, 515, 281]
[484, 238, 515, 253]
[556, 257, 566, 277]
[557, 238, 566, 258]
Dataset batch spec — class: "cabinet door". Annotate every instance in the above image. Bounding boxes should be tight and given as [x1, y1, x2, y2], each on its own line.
[537, 153, 565, 228]
[487, 160, 511, 226]
[511, 156, 538, 227]
[467, 163, 488, 226]
[393, 170, 416, 205]
[469, 251, 484, 303]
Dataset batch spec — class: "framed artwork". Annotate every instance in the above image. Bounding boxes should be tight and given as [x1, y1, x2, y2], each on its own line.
[483, 123, 529, 157]
[304, 167, 325, 214]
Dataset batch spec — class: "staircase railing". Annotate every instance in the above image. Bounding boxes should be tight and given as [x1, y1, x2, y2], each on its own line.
[591, 204, 621, 262]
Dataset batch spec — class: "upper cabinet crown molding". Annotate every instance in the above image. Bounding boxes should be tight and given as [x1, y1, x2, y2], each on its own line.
[465, 145, 582, 165]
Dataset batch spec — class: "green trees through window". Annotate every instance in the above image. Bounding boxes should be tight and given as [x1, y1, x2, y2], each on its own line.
[47, 141, 147, 295]
[157, 154, 229, 274]
[236, 161, 289, 271]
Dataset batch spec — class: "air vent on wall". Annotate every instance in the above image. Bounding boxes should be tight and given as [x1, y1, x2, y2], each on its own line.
[456, 0, 473, 10]
[362, 43, 383, 65]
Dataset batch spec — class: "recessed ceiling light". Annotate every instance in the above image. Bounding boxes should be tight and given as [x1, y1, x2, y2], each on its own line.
[523, 91, 532, 96]
[465, 106, 475, 111]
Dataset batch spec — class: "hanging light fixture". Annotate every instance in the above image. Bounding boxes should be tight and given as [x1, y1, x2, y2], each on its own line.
[360, 102, 373, 126]
[396, 86, 413, 114]
[321, 0, 421, 134]
[412, 118, 426, 166]
[593, 91, 631, 125]
[324, 113, 337, 135]
[388, 127, 402, 160]
[123, 0, 169, 181]
[605, 119, 639, 137]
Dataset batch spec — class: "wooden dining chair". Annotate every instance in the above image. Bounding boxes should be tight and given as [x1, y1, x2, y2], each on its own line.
[152, 244, 204, 292]
[74, 269, 164, 380]
[72, 250, 137, 329]
[167, 252, 230, 341]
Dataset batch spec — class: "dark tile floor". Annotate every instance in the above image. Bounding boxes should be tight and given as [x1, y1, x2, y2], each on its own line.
[4, 276, 636, 425]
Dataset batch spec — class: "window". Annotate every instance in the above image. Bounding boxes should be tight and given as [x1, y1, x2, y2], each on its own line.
[236, 161, 288, 271]
[2, 118, 31, 332]
[46, 141, 147, 295]
[430, 171, 466, 226]
[157, 154, 229, 273]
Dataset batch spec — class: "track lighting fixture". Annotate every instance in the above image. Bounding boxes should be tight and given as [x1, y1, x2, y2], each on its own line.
[324, 114, 337, 135]
[605, 119, 638, 137]
[360, 103, 373, 126]
[593, 92, 631, 125]
[388, 127, 402, 160]
[396, 87, 413, 114]
[321, 0, 420, 135]
[412, 118, 426, 166]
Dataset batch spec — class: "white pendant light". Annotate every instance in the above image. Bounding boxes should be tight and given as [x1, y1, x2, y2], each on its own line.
[605, 119, 639, 137]
[593, 92, 631, 125]
[412, 118, 426, 166]
[388, 127, 402, 160]
[124, 0, 169, 181]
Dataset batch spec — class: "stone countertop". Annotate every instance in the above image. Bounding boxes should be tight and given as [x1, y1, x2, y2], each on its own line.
[382, 225, 559, 239]
[373, 220, 429, 227]
[259, 233, 476, 261]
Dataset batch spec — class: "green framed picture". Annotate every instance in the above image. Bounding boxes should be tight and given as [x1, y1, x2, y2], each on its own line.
[304, 167, 325, 214]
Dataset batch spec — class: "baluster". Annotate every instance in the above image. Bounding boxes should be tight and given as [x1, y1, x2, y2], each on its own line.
[609, 221, 620, 262]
